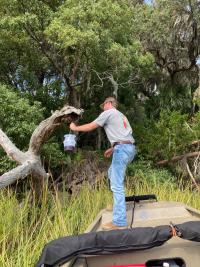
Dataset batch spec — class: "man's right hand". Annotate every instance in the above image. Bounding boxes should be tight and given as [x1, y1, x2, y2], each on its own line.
[104, 148, 113, 158]
[70, 122, 78, 131]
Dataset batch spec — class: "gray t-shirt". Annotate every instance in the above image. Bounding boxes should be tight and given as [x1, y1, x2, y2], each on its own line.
[93, 108, 134, 144]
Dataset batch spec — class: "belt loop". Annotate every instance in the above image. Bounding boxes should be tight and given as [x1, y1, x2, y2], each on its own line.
[112, 142, 116, 148]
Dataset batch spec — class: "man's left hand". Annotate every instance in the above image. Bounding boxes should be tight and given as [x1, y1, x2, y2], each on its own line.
[104, 148, 113, 158]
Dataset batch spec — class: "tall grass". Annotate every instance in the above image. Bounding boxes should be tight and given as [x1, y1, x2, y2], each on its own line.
[0, 173, 199, 267]
[0, 183, 112, 267]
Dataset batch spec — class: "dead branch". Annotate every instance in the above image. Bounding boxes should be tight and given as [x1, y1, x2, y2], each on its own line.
[185, 161, 200, 192]
[156, 151, 200, 166]
[0, 162, 32, 188]
[0, 129, 26, 164]
[29, 106, 83, 154]
[190, 140, 200, 146]
[108, 74, 119, 99]
[0, 106, 83, 189]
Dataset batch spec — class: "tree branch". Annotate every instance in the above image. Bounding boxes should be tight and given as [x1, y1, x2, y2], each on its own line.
[185, 160, 200, 192]
[108, 74, 119, 99]
[156, 151, 200, 166]
[0, 162, 32, 188]
[0, 129, 26, 164]
[29, 106, 83, 154]
[0, 106, 83, 190]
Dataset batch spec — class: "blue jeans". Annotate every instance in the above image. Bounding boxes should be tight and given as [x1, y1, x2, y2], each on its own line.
[108, 144, 135, 226]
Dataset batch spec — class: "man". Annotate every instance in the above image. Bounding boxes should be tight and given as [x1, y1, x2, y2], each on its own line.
[70, 97, 136, 230]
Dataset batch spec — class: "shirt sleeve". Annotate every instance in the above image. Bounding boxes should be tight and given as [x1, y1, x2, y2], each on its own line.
[93, 111, 110, 127]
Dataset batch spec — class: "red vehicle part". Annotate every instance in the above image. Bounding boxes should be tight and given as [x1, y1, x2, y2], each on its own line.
[108, 265, 146, 267]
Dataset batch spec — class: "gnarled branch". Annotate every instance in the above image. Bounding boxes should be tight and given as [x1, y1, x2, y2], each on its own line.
[0, 106, 83, 189]
[29, 106, 83, 154]
[0, 162, 32, 188]
[0, 129, 26, 164]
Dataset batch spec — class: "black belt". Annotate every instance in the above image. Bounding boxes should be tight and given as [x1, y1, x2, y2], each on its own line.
[113, 141, 134, 147]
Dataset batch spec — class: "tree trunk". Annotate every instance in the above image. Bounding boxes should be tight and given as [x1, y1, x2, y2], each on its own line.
[97, 128, 102, 150]
[0, 106, 83, 191]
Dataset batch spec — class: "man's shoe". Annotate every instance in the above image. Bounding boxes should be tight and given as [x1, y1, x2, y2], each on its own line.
[101, 221, 127, 231]
[106, 204, 113, 211]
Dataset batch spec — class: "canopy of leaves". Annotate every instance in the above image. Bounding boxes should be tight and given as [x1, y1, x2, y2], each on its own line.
[0, 84, 44, 173]
[0, 84, 44, 147]
[0, 0, 199, 175]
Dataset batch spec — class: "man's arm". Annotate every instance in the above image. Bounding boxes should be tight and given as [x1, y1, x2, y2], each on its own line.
[70, 122, 99, 132]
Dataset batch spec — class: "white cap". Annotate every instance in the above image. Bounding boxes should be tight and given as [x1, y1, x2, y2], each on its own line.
[163, 263, 170, 267]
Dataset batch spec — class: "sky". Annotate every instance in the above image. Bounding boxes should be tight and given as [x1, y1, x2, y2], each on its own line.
[145, 0, 153, 4]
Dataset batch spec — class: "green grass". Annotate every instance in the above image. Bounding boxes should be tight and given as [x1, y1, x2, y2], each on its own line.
[0, 175, 199, 267]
